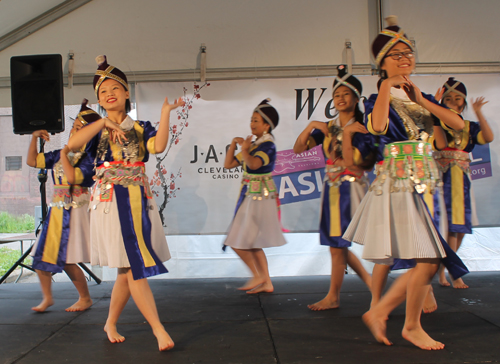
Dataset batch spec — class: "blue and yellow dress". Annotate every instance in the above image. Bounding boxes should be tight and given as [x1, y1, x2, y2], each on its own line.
[87, 116, 170, 280]
[31, 150, 94, 273]
[224, 134, 287, 250]
[434, 119, 485, 234]
[307, 118, 376, 248]
[343, 89, 468, 279]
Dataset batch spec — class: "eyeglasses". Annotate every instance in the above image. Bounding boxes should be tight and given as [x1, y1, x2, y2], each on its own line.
[384, 51, 415, 60]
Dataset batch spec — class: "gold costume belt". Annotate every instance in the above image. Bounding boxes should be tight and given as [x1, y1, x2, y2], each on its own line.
[369, 141, 441, 195]
[50, 185, 89, 209]
[242, 172, 277, 200]
[94, 161, 152, 202]
[434, 148, 470, 173]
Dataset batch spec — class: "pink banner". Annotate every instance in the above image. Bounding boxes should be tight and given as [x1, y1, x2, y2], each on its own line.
[273, 145, 325, 176]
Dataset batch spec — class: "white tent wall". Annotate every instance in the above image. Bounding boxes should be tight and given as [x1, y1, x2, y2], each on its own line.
[383, 0, 500, 63]
[2, 0, 500, 107]
[0, 0, 373, 107]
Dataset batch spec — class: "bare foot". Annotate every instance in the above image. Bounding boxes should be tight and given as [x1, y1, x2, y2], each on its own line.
[438, 272, 451, 287]
[452, 278, 469, 289]
[246, 281, 274, 294]
[237, 277, 265, 291]
[362, 310, 392, 346]
[31, 298, 54, 312]
[104, 324, 125, 343]
[153, 328, 175, 351]
[307, 296, 339, 311]
[402, 326, 445, 350]
[65, 298, 93, 312]
[423, 287, 437, 314]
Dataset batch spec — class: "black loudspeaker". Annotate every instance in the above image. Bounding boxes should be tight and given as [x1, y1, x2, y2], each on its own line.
[10, 54, 64, 135]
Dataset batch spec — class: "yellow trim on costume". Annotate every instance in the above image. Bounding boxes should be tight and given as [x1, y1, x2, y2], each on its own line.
[423, 190, 434, 217]
[36, 153, 46, 169]
[476, 130, 486, 145]
[323, 120, 336, 157]
[147, 137, 156, 154]
[353, 148, 363, 166]
[306, 136, 317, 150]
[367, 114, 389, 135]
[329, 185, 341, 237]
[451, 165, 465, 225]
[459, 121, 471, 149]
[74, 168, 84, 185]
[129, 185, 156, 267]
[42, 207, 64, 264]
[134, 122, 146, 161]
[254, 151, 270, 166]
[235, 152, 243, 164]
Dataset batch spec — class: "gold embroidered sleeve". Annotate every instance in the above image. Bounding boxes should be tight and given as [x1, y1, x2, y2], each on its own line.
[35, 153, 46, 169]
[476, 131, 487, 145]
[367, 114, 389, 135]
[74, 168, 84, 185]
[235, 152, 243, 164]
[147, 136, 156, 154]
[306, 135, 317, 149]
[254, 151, 270, 166]
[353, 148, 363, 166]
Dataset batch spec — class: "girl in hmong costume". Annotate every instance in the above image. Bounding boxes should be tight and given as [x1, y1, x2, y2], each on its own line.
[67, 56, 184, 351]
[224, 99, 287, 294]
[27, 99, 100, 313]
[343, 16, 468, 350]
[293, 65, 376, 311]
[435, 77, 494, 288]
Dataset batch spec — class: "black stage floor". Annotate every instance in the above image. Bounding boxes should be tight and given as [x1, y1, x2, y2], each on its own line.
[1, 272, 500, 364]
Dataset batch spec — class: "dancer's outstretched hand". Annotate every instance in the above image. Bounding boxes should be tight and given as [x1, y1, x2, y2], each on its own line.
[472, 97, 488, 114]
[161, 97, 186, 114]
[434, 87, 445, 102]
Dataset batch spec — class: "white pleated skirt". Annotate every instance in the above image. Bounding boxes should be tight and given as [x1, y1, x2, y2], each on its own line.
[66, 201, 91, 264]
[89, 186, 171, 268]
[343, 176, 446, 265]
[224, 196, 287, 250]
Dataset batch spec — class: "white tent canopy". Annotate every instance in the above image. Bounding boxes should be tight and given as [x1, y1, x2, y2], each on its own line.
[1, 0, 500, 106]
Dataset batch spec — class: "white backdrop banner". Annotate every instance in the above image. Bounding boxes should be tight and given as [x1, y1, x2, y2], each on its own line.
[136, 74, 500, 235]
